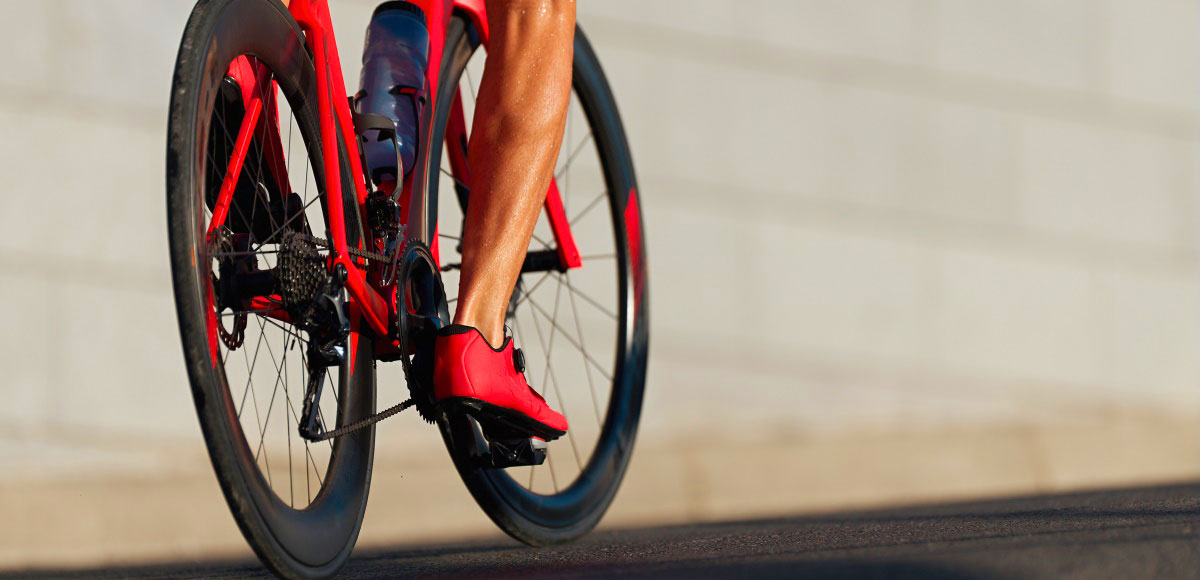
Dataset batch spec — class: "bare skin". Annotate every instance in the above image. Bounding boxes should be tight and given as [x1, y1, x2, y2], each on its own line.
[452, 0, 575, 347]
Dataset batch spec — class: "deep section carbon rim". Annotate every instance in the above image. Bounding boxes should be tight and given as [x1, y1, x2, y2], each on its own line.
[429, 19, 648, 543]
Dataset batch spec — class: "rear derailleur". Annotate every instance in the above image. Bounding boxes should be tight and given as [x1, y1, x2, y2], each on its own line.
[294, 261, 351, 441]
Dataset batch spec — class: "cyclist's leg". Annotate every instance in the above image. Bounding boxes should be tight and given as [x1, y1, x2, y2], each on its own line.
[452, 0, 576, 348]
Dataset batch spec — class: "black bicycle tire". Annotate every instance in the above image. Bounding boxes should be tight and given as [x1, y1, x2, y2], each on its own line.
[428, 17, 650, 546]
[166, 1, 375, 577]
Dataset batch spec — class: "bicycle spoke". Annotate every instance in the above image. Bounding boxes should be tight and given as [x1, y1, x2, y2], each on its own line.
[530, 232, 553, 250]
[205, 135, 258, 236]
[545, 444, 559, 494]
[258, 317, 318, 500]
[260, 316, 310, 348]
[329, 370, 338, 410]
[537, 283, 558, 390]
[285, 112, 294, 176]
[251, 69, 282, 244]
[282, 376, 326, 490]
[252, 194, 322, 251]
[237, 323, 269, 420]
[569, 191, 607, 227]
[305, 441, 325, 488]
[221, 307, 283, 318]
[241, 317, 267, 427]
[512, 272, 552, 309]
[439, 166, 468, 191]
[545, 280, 585, 470]
[563, 272, 603, 425]
[211, 249, 281, 258]
[554, 130, 592, 180]
[510, 312, 540, 489]
[557, 277, 618, 321]
[243, 318, 271, 460]
[525, 296, 613, 382]
[253, 330, 290, 487]
[520, 281, 584, 473]
[211, 86, 272, 239]
[255, 320, 290, 441]
[465, 65, 477, 104]
[284, 332, 295, 507]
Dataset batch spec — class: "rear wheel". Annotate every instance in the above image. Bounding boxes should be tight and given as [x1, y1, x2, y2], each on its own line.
[428, 19, 649, 545]
[166, 1, 374, 577]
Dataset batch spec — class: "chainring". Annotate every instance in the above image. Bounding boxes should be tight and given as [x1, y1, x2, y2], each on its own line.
[395, 238, 449, 422]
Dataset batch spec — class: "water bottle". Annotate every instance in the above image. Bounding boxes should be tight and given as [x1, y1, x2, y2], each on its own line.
[356, 1, 429, 189]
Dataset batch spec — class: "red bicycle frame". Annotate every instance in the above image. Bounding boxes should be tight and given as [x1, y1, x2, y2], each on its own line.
[206, 0, 581, 360]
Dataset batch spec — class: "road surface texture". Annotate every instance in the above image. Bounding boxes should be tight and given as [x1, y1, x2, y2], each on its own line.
[9, 482, 1197, 579]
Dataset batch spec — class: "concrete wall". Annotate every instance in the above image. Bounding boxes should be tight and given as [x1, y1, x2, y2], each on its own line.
[0, 0, 1197, 568]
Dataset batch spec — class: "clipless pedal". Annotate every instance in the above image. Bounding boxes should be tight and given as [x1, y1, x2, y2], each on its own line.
[452, 413, 549, 469]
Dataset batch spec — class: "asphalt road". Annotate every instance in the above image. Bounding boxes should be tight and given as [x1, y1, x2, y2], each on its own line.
[12, 482, 1198, 579]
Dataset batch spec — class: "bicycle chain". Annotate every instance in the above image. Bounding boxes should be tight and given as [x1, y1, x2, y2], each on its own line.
[280, 233, 420, 440]
[285, 232, 392, 265]
[306, 398, 415, 441]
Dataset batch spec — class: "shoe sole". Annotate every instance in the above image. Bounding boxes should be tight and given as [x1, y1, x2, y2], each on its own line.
[440, 397, 567, 442]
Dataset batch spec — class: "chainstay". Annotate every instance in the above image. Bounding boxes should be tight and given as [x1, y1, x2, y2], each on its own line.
[307, 398, 416, 441]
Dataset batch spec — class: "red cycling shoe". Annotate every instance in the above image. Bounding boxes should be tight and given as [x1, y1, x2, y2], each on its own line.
[433, 324, 568, 441]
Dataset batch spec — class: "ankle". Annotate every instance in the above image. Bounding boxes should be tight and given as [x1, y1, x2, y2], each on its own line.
[476, 323, 505, 349]
[452, 315, 505, 349]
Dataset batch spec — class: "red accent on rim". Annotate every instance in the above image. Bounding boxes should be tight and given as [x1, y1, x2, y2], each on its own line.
[431, 222, 441, 265]
[623, 187, 644, 316]
[348, 306, 360, 375]
[205, 277, 220, 366]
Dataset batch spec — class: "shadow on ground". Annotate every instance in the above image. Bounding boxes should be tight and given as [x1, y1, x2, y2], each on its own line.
[8, 482, 1198, 579]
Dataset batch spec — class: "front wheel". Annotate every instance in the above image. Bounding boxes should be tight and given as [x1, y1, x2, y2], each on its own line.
[428, 19, 649, 545]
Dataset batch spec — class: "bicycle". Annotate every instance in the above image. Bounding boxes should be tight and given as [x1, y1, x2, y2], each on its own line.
[165, 0, 648, 577]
